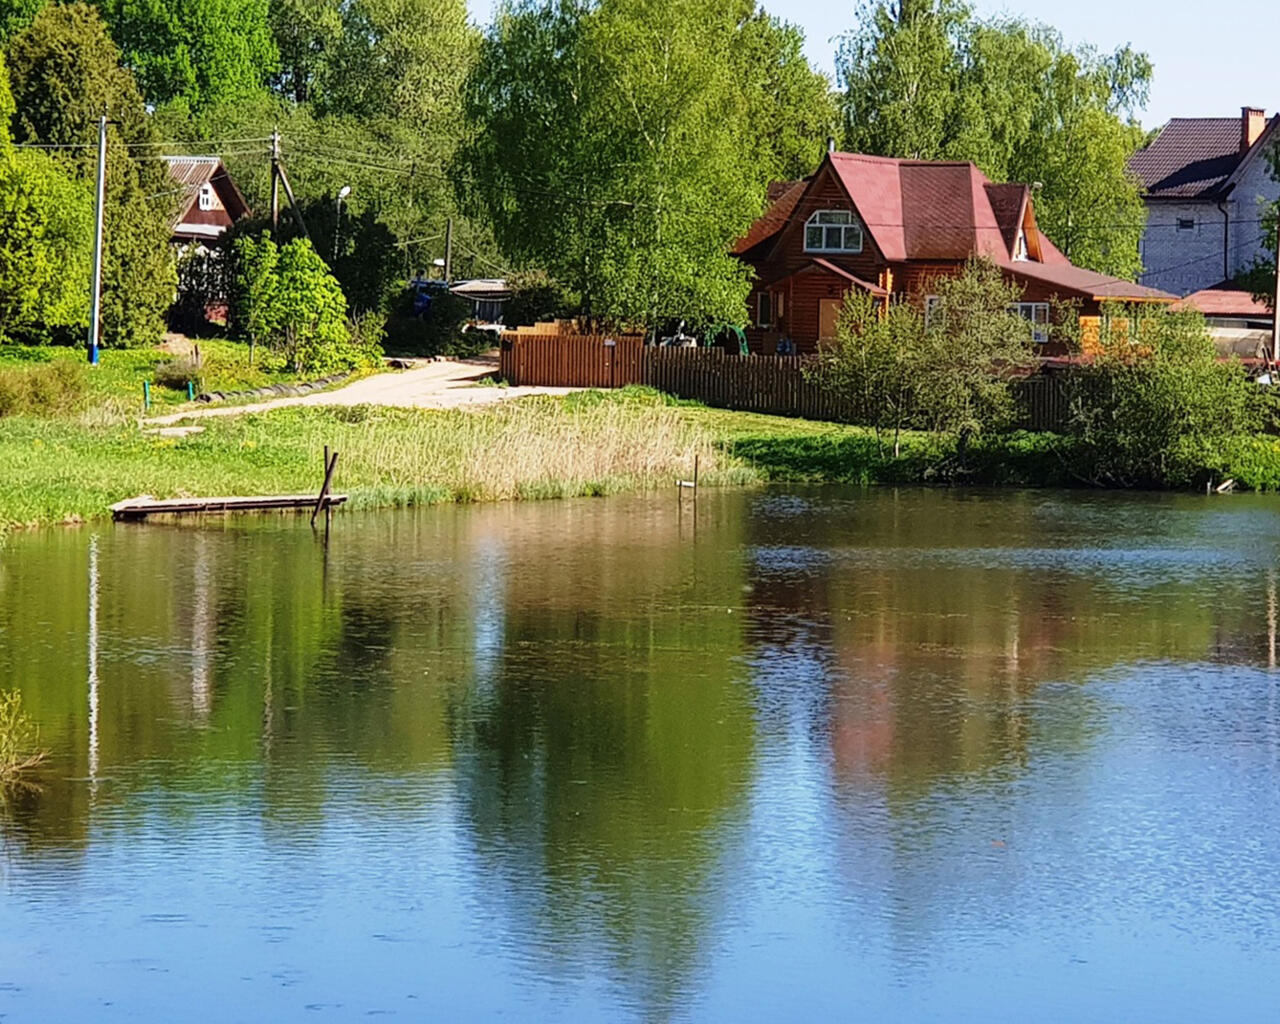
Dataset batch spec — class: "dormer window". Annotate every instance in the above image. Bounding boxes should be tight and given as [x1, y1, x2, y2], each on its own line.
[804, 210, 863, 254]
[198, 183, 215, 211]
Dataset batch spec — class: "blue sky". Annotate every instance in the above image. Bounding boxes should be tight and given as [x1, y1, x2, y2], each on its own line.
[465, 1, 1279, 130]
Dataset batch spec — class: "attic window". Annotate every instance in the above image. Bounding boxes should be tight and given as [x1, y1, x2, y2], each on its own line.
[198, 183, 214, 211]
[1177, 218, 1195, 232]
[1014, 229, 1029, 261]
[804, 210, 863, 254]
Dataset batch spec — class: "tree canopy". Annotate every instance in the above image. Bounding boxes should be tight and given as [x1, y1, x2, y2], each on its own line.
[837, 0, 1150, 278]
[7, 3, 176, 346]
[459, 0, 836, 327]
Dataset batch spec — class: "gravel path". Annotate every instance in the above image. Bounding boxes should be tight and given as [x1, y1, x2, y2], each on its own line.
[144, 355, 582, 426]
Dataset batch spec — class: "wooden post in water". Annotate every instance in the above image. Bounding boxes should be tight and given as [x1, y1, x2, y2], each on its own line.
[311, 447, 339, 527]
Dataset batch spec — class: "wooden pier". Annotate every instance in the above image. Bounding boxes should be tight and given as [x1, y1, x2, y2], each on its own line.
[111, 493, 347, 521]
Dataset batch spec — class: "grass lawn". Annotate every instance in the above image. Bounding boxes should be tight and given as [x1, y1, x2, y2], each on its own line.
[0, 339, 309, 416]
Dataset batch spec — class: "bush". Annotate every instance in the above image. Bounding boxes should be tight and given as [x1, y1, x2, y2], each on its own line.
[230, 234, 384, 374]
[0, 359, 87, 417]
[503, 269, 576, 327]
[153, 355, 202, 391]
[0, 689, 45, 781]
[1063, 305, 1261, 487]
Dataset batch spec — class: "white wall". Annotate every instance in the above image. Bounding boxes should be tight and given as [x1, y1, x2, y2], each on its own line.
[1138, 201, 1229, 296]
[1228, 153, 1279, 277]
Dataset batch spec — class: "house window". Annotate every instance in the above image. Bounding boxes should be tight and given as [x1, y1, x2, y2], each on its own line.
[1010, 302, 1050, 344]
[924, 295, 942, 327]
[757, 292, 772, 327]
[803, 210, 863, 254]
[1014, 229, 1029, 261]
[1177, 217, 1195, 232]
[198, 183, 215, 211]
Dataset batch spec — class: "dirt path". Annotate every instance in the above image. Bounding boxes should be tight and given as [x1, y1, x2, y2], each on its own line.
[144, 355, 582, 426]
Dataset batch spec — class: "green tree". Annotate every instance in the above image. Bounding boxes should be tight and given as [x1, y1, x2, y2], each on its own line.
[231, 233, 382, 372]
[315, 0, 475, 126]
[807, 259, 1038, 454]
[1238, 143, 1279, 310]
[837, 1, 1149, 278]
[6, 3, 175, 347]
[268, 0, 342, 103]
[0, 0, 46, 42]
[0, 50, 94, 342]
[95, 0, 278, 109]
[460, 0, 834, 327]
[1064, 307, 1260, 487]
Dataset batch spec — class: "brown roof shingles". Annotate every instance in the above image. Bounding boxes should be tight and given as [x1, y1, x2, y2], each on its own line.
[1127, 118, 1253, 199]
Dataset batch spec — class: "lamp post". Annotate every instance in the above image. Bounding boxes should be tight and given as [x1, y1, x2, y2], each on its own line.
[333, 185, 351, 263]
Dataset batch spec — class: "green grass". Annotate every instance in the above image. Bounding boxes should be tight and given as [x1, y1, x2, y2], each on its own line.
[0, 340, 307, 416]
[3, 374, 1277, 531]
[0, 392, 754, 528]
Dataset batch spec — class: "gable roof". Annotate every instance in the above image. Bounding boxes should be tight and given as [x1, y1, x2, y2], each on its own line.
[736, 152, 1036, 264]
[162, 156, 250, 229]
[1128, 116, 1280, 200]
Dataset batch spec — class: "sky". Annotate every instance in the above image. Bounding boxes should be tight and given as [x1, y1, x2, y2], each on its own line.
[465, 0, 1279, 130]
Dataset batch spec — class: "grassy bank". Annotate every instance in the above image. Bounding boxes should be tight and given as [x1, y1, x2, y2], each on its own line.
[3, 378, 1279, 530]
[0, 392, 752, 528]
[0, 340, 312, 418]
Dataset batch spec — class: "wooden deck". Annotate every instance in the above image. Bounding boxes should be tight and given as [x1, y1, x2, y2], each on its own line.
[111, 494, 348, 521]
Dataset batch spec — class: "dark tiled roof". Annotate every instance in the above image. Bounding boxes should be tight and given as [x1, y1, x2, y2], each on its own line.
[984, 183, 1027, 255]
[1127, 119, 1248, 199]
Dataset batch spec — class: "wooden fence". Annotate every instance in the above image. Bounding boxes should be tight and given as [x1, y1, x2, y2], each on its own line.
[500, 333, 644, 388]
[500, 333, 1070, 431]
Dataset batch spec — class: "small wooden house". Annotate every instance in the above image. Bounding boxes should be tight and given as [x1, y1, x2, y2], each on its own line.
[734, 151, 1174, 355]
[163, 156, 251, 249]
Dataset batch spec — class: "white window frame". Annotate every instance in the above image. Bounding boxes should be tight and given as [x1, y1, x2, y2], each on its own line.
[924, 295, 942, 328]
[1014, 229, 1029, 261]
[1010, 302, 1050, 344]
[198, 183, 215, 211]
[756, 292, 772, 328]
[803, 210, 864, 254]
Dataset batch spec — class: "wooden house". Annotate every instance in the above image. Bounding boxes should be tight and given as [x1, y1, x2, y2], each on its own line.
[163, 156, 251, 249]
[734, 151, 1174, 355]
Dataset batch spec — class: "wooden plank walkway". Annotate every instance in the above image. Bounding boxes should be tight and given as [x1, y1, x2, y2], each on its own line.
[111, 494, 348, 521]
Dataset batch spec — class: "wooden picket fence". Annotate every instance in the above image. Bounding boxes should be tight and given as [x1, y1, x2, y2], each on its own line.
[500, 333, 1071, 431]
[499, 333, 644, 388]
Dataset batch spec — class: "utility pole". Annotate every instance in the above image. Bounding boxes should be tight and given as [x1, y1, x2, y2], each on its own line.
[87, 111, 108, 365]
[270, 128, 281, 234]
[444, 217, 453, 283]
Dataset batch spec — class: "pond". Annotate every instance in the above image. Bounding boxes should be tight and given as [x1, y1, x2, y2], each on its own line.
[1, 488, 1279, 1021]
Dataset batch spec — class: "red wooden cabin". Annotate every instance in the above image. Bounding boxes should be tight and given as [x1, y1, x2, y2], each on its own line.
[734, 151, 1173, 355]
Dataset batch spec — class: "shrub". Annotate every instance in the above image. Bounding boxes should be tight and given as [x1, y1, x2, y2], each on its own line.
[0, 689, 45, 781]
[153, 355, 202, 391]
[0, 359, 87, 417]
[1063, 305, 1261, 487]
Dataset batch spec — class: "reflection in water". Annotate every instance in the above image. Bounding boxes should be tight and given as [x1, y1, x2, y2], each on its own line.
[2, 489, 1280, 1020]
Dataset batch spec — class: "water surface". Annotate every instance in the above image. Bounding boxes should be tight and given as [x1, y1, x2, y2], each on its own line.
[2, 488, 1279, 1021]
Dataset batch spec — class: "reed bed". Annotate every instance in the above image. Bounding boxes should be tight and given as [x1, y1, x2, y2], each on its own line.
[0, 392, 758, 528]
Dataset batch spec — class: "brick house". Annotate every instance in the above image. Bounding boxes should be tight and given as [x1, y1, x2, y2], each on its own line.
[1128, 107, 1280, 296]
[734, 150, 1171, 355]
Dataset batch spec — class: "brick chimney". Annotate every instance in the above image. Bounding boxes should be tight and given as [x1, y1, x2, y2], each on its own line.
[1242, 107, 1266, 151]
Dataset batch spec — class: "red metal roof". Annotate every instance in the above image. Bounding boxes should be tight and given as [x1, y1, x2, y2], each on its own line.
[1174, 284, 1272, 318]
[735, 150, 1173, 302]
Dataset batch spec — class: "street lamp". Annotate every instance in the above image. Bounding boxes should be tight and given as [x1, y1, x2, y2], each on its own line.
[334, 185, 352, 262]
